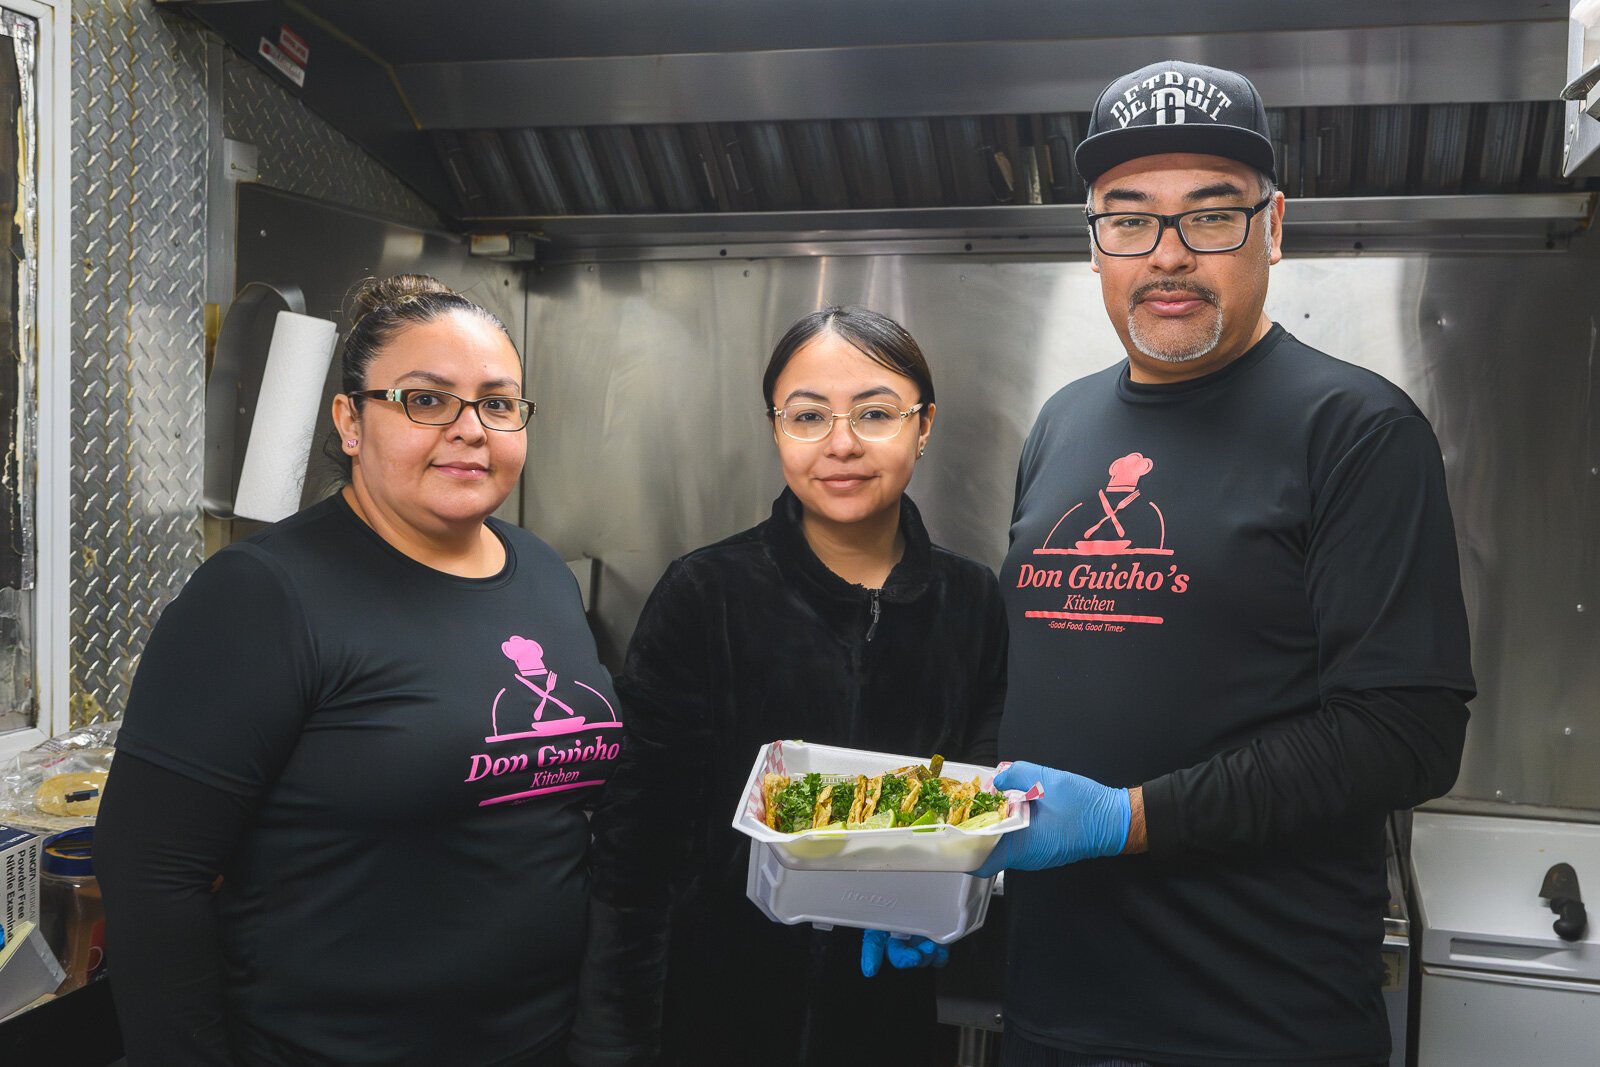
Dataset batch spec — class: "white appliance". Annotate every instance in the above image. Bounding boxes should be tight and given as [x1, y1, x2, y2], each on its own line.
[1411, 812, 1600, 1065]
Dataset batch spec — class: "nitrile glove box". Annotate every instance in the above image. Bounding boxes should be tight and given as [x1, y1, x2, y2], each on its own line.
[1, 823, 41, 938]
[732, 740, 1029, 944]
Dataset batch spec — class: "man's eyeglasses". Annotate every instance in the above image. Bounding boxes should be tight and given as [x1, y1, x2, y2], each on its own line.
[1085, 194, 1274, 257]
[349, 388, 536, 431]
[770, 401, 925, 443]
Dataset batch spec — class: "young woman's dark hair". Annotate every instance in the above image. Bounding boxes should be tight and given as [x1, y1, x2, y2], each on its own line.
[324, 274, 514, 482]
[762, 305, 935, 410]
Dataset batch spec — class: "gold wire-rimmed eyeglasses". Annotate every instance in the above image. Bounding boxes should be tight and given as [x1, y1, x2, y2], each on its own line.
[769, 401, 925, 443]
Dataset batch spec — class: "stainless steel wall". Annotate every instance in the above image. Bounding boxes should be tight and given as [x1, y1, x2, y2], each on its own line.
[523, 243, 1600, 812]
[70, 4, 453, 726]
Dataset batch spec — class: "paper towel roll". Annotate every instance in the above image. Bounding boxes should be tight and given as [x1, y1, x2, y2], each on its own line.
[233, 310, 338, 523]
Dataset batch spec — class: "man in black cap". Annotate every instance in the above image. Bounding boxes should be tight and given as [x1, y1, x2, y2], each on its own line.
[974, 61, 1476, 1066]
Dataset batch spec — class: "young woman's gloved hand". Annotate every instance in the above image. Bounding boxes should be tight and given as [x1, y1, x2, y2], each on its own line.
[859, 929, 949, 977]
[972, 760, 1130, 877]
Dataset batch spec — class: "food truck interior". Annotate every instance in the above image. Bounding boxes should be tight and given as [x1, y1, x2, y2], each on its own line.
[1, 1, 1599, 1064]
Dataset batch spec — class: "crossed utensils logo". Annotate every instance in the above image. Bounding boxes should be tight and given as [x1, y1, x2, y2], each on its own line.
[485, 635, 618, 743]
[1036, 451, 1174, 557]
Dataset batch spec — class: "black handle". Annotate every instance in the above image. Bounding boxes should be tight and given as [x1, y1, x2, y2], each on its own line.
[1540, 862, 1587, 942]
[1552, 898, 1587, 943]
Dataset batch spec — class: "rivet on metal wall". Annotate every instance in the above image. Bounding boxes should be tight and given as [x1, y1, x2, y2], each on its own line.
[1565, 727, 1574, 736]
[1495, 789, 1504, 798]
[1579, 604, 1587, 613]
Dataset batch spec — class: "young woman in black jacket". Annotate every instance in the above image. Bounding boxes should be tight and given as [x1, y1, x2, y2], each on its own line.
[571, 307, 1007, 1066]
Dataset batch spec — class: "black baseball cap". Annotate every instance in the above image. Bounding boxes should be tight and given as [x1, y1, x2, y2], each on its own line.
[1075, 61, 1276, 186]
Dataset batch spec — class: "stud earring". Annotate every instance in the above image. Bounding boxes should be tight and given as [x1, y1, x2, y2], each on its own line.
[346, 439, 358, 448]
[918, 445, 927, 457]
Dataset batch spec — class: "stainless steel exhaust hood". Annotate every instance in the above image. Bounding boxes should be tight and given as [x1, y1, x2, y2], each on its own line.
[159, 0, 1599, 252]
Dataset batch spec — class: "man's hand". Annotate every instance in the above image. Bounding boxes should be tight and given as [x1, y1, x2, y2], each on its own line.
[860, 929, 950, 977]
[972, 761, 1132, 876]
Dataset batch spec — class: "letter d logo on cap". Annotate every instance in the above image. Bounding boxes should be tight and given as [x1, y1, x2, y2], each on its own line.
[1152, 86, 1186, 126]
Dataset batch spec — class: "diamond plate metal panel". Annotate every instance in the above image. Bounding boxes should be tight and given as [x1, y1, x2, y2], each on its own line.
[67, 7, 445, 728]
[223, 49, 440, 228]
[70, 1, 209, 726]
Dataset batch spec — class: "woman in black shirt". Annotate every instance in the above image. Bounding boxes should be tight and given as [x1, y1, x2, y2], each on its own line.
[98, 275, 618, 1066]
[570, 307, 1007, 1067]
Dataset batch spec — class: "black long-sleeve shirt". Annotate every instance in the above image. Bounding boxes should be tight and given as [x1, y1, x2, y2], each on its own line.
[999, 325, 1475, 1066]
[97, 754, 246, 1065]
[1143, 685, 1467, 855]
[97, 494, 618, 1067]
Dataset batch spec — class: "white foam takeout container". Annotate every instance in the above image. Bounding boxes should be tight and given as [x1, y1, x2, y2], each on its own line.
[731, 740, 1029, 873]
[745, 840, 994, 944]
[733, 740, 1027, 943]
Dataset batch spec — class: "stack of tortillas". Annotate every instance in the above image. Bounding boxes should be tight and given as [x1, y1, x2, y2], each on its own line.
[34, 770, 109, 817]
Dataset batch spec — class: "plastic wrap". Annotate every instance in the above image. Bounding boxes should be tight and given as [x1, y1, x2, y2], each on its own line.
[0, 721, 119, 832]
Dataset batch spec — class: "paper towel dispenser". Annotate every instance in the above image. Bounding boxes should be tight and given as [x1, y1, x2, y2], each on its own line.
[204, 282, 337, 522]
[205, 283, 305, 518]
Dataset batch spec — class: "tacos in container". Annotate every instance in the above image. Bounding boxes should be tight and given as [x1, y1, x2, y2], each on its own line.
[760, 761, 1008, 834]
[734, 740, 1030, 874]
[736, 740, 1036, 942]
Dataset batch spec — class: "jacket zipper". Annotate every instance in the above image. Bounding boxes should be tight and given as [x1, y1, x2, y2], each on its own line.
[866, 588, 882, 642]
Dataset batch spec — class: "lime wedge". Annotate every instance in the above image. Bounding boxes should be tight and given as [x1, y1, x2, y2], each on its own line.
[909, 810, 938, 827]
[816, 820, 845, 831]
[860, 810, 895, 830]
[959, 811, 1003, 831]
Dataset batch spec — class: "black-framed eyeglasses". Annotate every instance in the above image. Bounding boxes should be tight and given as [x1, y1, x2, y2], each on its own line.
[769, 401, 925, 443]
[1085, 194, 1274, 257]
[349, 388, 536, 431]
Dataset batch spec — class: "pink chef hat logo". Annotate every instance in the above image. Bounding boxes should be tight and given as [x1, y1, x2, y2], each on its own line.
[502, 636, 547, 674]
[1106, 452, 1154, 492]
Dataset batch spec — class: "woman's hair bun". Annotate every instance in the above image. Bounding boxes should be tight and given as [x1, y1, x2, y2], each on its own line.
[349, 273, 454, 320]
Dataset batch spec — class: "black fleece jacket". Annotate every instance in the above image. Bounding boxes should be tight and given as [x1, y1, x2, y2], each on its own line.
[571, 489, 1007, 1067]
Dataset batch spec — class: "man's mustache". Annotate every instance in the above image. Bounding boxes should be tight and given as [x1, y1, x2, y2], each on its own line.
[1129, 280, 1221, 313]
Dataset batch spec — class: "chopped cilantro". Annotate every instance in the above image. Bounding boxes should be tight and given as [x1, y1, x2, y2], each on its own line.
[877, 774, 911, 814]
[829, 782, 856, 823]
[969, 790, 1004, 816]
[774, 772, 822, 833]
[912, 777, 951, 822]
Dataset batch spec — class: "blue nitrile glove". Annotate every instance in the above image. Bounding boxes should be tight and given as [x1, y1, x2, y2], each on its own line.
[860, 929, 950, 977]
[971, 760, 1131, 877]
